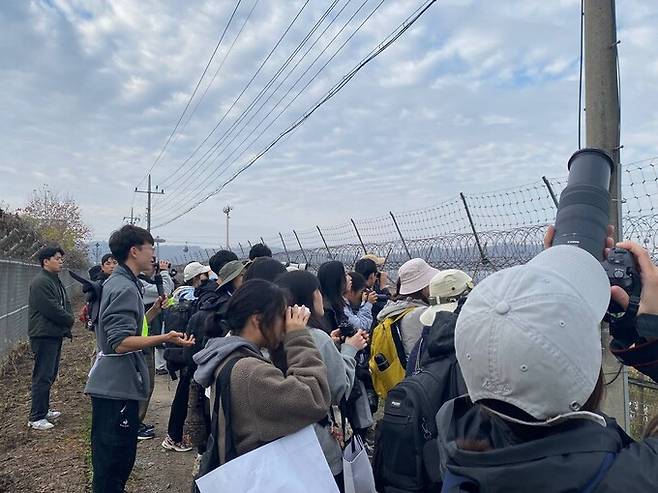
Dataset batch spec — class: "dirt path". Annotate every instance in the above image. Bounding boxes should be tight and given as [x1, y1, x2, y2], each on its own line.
[127, 372, 195, 493]
[0, 304, 93, 493]
[0, 302, 195, 493]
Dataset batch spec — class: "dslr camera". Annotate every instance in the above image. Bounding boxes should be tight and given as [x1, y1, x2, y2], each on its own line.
[337, 319, 357, 339]
[553, 149, 641, 317]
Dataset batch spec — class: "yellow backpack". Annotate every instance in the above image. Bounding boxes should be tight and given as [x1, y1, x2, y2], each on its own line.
[369, 307, 416, 399]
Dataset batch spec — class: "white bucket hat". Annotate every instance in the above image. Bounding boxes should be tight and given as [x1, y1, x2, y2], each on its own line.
[183, 262, 211, 282]
[398, 258, 439, 296]
[419, 269, 473, 326]
[455, 245, 610, 427]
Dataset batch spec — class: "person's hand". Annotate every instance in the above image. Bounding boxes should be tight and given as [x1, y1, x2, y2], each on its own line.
[159, 260, 170, 271]
[145, 295, 166, 322]
[610, 241, 658, 316]
[165, 331, 195, 347]
[345, 329, 369, 351]
[365, 290, 378, 305]
[544, 224, 615, 255]
[330, 329, 341, 344]
[285, 305, 310, 333]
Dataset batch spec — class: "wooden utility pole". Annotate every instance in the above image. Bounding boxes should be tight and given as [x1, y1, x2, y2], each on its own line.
[584, 0, 628, 430]
[135, 174, 165, 232]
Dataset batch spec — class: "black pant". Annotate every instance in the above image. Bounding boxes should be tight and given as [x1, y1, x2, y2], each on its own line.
[91, 397, 139, 493]
[29, 337, 63, 421]
[167, 367, 192, 442]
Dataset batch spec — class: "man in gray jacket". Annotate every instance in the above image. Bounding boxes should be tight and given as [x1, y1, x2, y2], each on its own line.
[27, 245, 74, 431]
[84, 225, 193, 493]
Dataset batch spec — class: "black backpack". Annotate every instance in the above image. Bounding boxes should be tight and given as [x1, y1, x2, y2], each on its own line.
[163, 298, 197, 373]
[373, 311, 466, 493]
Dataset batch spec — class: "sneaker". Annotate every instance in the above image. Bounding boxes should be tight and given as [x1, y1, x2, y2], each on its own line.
[28, 419, 55, 431]
[46, 409, 61, 420]
[138, 425, 155, 441]
[161, 435, 193, 452]
[155, 368, 168, 376]
[141, 422, 154, 431]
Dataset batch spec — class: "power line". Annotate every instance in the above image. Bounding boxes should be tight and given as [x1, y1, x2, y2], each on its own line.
[135, 0, 243, 189]
[154, 0, 438, 228]
[153, 0, 311, 196]
[159, 0, 261, 189]
[155, 0, 357, 219]
[158, 0, 378, 218]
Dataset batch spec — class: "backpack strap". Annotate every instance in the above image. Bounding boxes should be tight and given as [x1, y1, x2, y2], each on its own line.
[581, 452, 616, 493]
[217, 357, 243, 463]
[389, 307, 416, 369]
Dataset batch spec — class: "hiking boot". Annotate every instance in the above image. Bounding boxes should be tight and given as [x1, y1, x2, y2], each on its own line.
[28, 419, 55, 431]
[138, 424, 155, 441]
[46, 409, 61, 420]
[161, 435, 192, 452]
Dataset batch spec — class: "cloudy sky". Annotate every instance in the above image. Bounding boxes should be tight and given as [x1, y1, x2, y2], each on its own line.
[2, 0, 658, 248]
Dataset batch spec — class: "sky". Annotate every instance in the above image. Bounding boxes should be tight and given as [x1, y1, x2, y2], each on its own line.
[2, 0, 658, 248]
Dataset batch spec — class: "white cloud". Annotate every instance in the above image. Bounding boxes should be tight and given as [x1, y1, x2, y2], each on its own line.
[0, 0, 657, 245]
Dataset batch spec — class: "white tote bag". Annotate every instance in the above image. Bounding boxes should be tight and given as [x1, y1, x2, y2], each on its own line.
[343, 435, 377, 493]
[195, 425, 339, 493]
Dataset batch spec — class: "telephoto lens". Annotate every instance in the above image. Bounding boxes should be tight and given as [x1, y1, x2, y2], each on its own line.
[552, 148, 614, 260]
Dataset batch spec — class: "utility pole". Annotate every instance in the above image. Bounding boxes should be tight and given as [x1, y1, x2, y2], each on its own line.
[584, 0, 628, 430]
[135, 174, 165, 232]
[123, 207, 138, 225]
[223, 205, 233, 250]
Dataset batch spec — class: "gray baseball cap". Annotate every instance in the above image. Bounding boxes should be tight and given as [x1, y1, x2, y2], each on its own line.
[455, 245, 610, 427]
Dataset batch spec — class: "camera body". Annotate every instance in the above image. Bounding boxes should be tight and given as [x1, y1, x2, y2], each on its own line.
[338, 319, 357, 338]
[601, 248, 639, 293]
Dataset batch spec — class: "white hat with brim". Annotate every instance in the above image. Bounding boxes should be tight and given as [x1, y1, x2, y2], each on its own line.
[420, 269, 473, 326]
[183, 262, 211, 282]
[419, 301, 459, 326]
[398, 258, 439, 296]
[455, 245, 610, 427]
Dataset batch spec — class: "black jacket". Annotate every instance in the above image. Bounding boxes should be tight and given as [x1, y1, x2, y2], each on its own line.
[28, 269, 74, 339]
[436, 395, 658, 492]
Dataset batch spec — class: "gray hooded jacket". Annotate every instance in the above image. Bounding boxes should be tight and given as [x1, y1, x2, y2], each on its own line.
[85, 264, 150, 401]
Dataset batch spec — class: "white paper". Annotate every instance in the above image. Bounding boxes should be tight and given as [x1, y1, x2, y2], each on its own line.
[196, 425, 339, 493]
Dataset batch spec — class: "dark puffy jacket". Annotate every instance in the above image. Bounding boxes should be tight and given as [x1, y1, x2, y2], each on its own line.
[436, 395, 658, 492]
[186, 280, 231, 357]
[28, 269, 74, 338]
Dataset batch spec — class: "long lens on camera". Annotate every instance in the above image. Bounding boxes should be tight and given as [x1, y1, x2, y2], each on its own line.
[552, 148, 614, 260]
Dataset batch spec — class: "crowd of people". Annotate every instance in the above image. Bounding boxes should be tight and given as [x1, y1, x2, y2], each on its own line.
[25, 223, 658, 492]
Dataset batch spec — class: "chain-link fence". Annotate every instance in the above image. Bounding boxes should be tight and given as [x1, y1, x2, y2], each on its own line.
[0, 259, 79, 364]
[170, 156, 658, 437]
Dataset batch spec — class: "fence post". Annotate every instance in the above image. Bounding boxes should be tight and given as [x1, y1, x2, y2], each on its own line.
[260, 236, 265, 245]
[238, 242, 245, 257]
[389, 211, 412, 260]
[460, 192, 489, 265]
[350, 219, 368, 254]
[279, 233, 291, 263]
[542, 176, 559, 208]
[317, 226, 333, 259]
[293, 230, 310, 265]
[247, 240, 253, 249]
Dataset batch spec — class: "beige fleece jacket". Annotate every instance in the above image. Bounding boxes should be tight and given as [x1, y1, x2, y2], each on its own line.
[213, 329, 331, 462]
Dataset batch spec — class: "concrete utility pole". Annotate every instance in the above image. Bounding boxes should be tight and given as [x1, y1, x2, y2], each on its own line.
[223, 205, 233, 251]
[135, 174, 165, 232]
[123, 207, 138, 225]
[584, 0, 628, 430]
